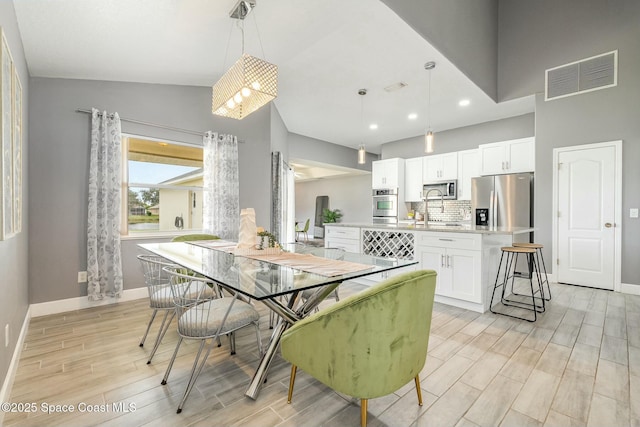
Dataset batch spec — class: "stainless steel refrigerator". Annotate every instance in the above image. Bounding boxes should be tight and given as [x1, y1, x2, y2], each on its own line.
[471, 172, 534, 229]
[472, 172, 534, 275]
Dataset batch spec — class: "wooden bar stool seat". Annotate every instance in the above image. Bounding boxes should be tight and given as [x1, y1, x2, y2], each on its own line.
[512, 242, 551, 301]
[490, 246, 546, 322]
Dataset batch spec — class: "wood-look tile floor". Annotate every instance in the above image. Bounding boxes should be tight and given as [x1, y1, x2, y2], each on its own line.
[3, 281, 640, 427]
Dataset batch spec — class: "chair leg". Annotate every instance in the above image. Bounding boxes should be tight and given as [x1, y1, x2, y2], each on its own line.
[414, 375, 423, 406]
[287, 365, 297, 403]
[229, 332, 236, 355]
[177, 339, 214, 414]
[147, 310, 175, 364]
[361, 399, 368, 427]
[161, 336, 183, 385]
[139, 309, 158, 347]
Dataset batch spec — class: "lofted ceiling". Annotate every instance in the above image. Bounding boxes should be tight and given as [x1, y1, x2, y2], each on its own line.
[13, 0, 534, 156]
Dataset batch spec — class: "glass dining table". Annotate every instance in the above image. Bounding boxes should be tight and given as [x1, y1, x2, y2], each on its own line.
[138, 241, 418, 399]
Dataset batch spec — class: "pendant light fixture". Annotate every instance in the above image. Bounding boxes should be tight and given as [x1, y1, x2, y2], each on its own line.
[424, 61, 436, 153]
[357, 89, 367, 164]
[212, 0, 278, 120]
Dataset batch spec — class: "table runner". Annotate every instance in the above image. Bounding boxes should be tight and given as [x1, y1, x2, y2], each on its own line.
[187, 240, 373, 277]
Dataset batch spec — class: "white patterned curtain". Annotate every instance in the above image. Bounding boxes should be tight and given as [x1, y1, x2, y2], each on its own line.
[87, 109, 123, 301]
[203, 132, 239, 240]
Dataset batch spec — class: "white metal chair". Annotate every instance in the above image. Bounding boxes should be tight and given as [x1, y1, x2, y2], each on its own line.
[137, 254, 179, 365]
[160, 266, 263, 414]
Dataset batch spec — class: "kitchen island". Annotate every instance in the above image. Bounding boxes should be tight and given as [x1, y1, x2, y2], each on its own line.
[325, 222, 534, 313]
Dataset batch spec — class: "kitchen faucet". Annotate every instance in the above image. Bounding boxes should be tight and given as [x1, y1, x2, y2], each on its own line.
[423, 188, 445, 222]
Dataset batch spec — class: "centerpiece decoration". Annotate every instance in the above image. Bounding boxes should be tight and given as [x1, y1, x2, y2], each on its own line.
[234, 209, 282, 255]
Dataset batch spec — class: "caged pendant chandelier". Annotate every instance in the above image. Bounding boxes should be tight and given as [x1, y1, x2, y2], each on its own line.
[212, 0, 278, 120]
[424, 61, 436, 153]
[357, 89, 367, 165]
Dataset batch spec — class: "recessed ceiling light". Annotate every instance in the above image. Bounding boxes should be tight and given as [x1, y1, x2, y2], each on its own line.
[459, 99, 471, 107]
[408, 113, 418, 120]
[369, 124, 378, 130]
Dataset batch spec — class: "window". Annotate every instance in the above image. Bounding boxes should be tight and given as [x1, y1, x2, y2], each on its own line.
[122, 135, 203, 236]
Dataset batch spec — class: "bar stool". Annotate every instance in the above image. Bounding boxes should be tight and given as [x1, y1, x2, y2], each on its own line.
[512, 242, 551, 301]
[490, 246, 545, 322]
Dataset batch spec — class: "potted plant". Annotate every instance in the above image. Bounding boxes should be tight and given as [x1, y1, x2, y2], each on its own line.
[322, 208, 343, 224]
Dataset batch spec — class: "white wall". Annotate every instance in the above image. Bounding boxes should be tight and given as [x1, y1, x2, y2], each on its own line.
[295, 174, 372, 235]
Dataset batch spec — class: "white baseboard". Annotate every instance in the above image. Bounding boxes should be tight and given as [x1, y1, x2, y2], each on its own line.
[621, 283, 640, 295]
[0, 306, 32, 423]
[30, 287, 148, 318]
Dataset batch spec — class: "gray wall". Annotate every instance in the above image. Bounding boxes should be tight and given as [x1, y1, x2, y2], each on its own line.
[499, 0, 640, 286]
[288, 132, 376, 171]
[0, 0, 29, 397]
[381, 113, 534, 159]
[295, 174, 372, 234]
[381, 0, 498, 101]
[270, 104, 288, 159]
[29, 78, 273, 304]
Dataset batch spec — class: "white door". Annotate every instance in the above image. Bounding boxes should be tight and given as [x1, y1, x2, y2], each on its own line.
[557, 145, 616, 289]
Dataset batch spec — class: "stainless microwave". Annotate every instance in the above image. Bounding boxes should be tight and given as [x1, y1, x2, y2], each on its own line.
[423, 180, 457, 200]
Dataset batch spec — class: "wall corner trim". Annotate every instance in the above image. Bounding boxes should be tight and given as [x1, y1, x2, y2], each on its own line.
[0, 306, 32, 421]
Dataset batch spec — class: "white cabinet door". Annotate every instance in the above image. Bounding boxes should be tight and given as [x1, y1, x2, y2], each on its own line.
[479, 142, 505, 175]
[404, 157, 424, 202]
[457, 149, 480, 200]
[372, 160, 386, 188]
[506, 137, 535, 173]
[372, 158, 402, 189]
[480, 138, 535, 175]
[448, 248, 482, 303]
[424, 153, 458, 181]
[440, 152, 458, 180]
[422, 156, 440, 182]
[416, 246, 450, 296]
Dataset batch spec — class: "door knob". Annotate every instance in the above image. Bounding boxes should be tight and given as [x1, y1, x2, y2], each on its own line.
[605, 223, 613, 228]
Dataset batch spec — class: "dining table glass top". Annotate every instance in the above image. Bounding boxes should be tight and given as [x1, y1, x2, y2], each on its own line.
[138, 241, 417, 300]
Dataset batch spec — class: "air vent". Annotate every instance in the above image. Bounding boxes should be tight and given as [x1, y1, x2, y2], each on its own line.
[384, 82, 408, 92]
[545, 50, 617, 101]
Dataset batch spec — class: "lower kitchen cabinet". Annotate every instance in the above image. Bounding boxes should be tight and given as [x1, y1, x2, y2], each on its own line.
[416, 245, 481, 304]
[324, 226, 360, 252]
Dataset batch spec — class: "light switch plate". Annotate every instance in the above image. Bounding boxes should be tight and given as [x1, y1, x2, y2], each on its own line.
[631, 208, 639, 218]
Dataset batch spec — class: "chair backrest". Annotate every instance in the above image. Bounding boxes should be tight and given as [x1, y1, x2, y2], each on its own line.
[280, 269, 437, 399]
[171, 234, 220, 242]
[302, 219, 310, 232]
[137, 254, 178, 307]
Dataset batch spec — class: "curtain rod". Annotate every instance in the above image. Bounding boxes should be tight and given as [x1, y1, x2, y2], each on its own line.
[75, 108, 245, 142]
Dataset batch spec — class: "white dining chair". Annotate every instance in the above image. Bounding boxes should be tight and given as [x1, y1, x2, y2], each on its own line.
[160, 266, 263, 414]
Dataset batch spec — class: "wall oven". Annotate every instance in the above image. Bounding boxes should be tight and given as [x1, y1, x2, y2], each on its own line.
[372, 188, 398, 224]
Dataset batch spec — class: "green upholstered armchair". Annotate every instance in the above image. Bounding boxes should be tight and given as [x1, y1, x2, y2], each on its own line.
[280, 269, 437, 427]
[171, 234, 220, 242]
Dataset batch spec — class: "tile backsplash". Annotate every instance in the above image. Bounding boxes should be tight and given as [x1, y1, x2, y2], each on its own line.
[409, 200, 471, 222]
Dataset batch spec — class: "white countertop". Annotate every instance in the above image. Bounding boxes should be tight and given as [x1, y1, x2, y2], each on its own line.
[325, 222, 534, 235]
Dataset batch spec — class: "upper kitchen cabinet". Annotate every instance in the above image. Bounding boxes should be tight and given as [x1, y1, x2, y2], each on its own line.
[404, 157, 424, 202]
[423, 152, 458, 182]
[372, 158, 405, 189]
[457, 149, 480, 200]
[479, 137, 535, 175]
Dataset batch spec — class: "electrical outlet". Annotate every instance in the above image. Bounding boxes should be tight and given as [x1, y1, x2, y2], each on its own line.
[631, 208, 639, 218]
[78, 271, 88, 283]
[5, 324, 9, 347]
